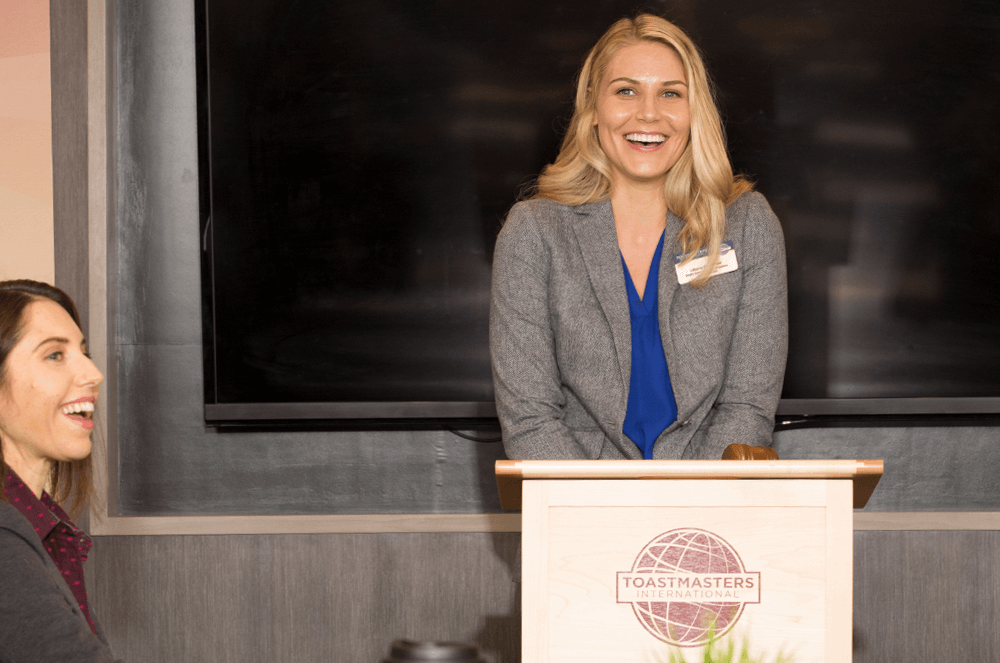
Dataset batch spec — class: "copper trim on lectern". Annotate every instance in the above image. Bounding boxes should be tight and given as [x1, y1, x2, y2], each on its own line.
[495, 459, 884, 511]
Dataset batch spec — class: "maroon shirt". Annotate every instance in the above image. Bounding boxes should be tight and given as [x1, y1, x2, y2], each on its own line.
[3, 469, 97, 635]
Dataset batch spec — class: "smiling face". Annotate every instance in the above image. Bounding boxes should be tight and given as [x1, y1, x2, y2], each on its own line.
[0, 299, 103, 489]
[594, 40, 691, 191]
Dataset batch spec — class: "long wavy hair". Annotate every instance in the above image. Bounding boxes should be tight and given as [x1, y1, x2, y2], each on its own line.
[0, 280, 94, 516]
[533, 14, 752, 287]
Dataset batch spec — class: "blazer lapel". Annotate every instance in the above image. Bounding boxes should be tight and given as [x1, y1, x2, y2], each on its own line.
[571, 201, 632, 401]
[659, 210, 691, 417]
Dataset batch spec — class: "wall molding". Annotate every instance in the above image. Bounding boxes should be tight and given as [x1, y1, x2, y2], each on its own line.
[87, 0, 117, 525]
[852, 511, 1000, 531]
[87, 511, 1000, 536]
[91, 513, 523, 535]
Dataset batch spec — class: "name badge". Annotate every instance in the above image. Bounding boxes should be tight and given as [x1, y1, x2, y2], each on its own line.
[674, 241, 738, 284]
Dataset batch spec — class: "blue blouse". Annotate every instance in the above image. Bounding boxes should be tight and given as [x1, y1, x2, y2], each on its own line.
[621, 232, 678, 459]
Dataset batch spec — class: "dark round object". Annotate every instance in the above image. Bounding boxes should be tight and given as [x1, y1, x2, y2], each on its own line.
[382, 639, 483, 662]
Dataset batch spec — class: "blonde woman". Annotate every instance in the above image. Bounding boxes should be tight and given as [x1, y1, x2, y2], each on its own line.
[490, 14, 787, 461]
[0, 280, 121, 661]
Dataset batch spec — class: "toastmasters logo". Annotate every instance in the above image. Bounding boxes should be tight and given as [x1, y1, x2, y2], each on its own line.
[617, 528, 760, 647]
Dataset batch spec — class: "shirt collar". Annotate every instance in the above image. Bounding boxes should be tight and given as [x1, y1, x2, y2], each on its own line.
[4, 468, 64, 540]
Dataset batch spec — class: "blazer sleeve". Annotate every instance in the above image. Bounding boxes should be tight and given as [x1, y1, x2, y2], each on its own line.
[689, 193, 788, 458]
[0, 520, 122, 663]
[490, 203, 591, 459]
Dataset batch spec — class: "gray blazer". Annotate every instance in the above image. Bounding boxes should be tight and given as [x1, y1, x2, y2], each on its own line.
[489, 191, 787, 461]
[0, 501, 120, 663]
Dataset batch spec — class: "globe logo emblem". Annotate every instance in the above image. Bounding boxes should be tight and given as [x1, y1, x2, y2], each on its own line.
[616, 528, 761, 647]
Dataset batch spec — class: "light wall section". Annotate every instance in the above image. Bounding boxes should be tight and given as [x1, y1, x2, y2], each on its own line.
[0, 0, 54, 283]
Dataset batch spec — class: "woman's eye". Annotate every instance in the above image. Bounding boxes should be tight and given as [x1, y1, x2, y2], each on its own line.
[46, 351, 64, 361]
[662, 89, 681, 98]
[615, 87, 636, 96]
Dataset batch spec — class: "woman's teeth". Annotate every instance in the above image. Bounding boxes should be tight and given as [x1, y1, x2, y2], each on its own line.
[626, 133, 665, 145]
[62, 401, 95, 418]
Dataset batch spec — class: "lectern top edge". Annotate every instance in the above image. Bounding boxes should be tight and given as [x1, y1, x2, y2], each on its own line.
[495, 459, 884, 511]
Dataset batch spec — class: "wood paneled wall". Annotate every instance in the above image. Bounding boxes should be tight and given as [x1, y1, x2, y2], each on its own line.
[90, 532, 521, 663]
[89, 530, 1000, 663]
[853, 531, 1000, 662]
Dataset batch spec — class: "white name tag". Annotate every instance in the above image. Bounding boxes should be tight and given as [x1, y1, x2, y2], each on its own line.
[674, 241, 738, 284]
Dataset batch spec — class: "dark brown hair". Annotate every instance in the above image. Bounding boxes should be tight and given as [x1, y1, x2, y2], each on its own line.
[0, 280, 94, 515]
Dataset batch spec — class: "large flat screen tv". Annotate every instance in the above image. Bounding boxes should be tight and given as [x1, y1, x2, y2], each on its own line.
[197, 0, 1000, 427]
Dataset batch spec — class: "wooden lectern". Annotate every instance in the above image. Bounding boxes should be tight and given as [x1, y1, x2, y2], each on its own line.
[496, 459, 883, 663]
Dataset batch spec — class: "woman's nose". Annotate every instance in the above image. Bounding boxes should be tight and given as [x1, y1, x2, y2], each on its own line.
[638, 94, 659, 121]
[79, 355, 104, 388]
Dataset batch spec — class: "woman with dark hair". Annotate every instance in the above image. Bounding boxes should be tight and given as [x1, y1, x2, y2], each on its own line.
[0, 279, 121, 661]
[490, 14, 787, 461]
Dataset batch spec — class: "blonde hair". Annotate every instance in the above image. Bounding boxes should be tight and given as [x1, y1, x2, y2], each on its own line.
[533, 14, 752, 287]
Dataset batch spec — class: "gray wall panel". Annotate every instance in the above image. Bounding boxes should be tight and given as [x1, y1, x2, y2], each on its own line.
[774, 426, 1000, 510]
[116, 342, 504, 514]
[115, 0, 201, 348]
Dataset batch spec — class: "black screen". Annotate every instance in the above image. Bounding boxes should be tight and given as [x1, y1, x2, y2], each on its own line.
[198, 0, 1000, 422]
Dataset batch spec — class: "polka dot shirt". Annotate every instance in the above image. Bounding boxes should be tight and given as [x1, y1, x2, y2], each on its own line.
[3, 470, 97, 636]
